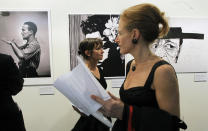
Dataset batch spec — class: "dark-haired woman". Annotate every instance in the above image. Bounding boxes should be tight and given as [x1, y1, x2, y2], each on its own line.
[72, 38, 111, 131]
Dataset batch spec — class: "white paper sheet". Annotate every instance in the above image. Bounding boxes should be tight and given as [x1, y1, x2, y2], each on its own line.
[54, 56, 112, 127]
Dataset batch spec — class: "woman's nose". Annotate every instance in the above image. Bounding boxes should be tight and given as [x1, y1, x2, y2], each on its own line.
[100, 49, 104, 54]
[115, 36, 119, 43]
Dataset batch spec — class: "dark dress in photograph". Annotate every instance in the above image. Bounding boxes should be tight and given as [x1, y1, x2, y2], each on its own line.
[72, 67, 111, 131]
[0, 53, 26, 131]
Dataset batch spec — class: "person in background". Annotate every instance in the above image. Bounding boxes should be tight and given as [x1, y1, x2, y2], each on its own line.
[2, 21, 41, 78]
[72, 38, 111, 131]
[0, 53, 26, 131]
[80, 15, 125, 77]
[91, 3, 187, 131]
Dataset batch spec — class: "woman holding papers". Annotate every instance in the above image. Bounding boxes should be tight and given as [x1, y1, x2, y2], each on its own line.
[91, 3, 187, 131]
[72, 38, 111, 131]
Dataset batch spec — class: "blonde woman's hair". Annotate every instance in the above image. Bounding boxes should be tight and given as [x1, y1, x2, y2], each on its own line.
[120, 3, 169, 43]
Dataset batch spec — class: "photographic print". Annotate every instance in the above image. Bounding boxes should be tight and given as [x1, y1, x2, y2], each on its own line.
[69, 14, 125, 78]
[150, 17, 208, 73]
[0, 10, 53, 85]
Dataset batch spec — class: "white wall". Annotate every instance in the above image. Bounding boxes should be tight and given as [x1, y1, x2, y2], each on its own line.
[1, 0, 208, 130]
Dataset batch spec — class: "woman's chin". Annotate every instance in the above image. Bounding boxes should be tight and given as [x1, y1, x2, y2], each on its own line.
[119, 50, 126, 55]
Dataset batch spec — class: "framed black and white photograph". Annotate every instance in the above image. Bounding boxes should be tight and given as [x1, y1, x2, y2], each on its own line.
[0, 10, 53, 85]
[151, 17, 208, 73]
[69, 14, 125, 78]
[126, 17, 208, 73]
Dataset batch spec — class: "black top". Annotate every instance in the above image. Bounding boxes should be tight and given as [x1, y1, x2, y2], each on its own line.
[72, 66, 110, 131]
[96, 66, 107, 89]
[113, 60, 187, 131]
[112, 60, 176, 131]
[0, 53, 24, 97]
[120, 60, 170, 108]
[0, 53, 26, 131]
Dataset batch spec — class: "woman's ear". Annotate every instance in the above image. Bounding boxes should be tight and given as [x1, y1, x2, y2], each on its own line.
[84, 50, 91, 57]
[131, 29, 140, 44]
[132, 28, 140, 40]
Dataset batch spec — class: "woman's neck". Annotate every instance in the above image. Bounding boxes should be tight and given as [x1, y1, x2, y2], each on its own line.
[131, 43, 154, 64]
[85, 59, 98, 71]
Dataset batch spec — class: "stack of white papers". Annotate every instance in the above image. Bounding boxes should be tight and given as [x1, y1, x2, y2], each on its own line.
[54, 56, 112, 128]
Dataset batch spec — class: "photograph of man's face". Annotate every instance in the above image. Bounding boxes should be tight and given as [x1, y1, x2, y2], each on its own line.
[151, 38, 180, 63]
[0, 10, 53, 85]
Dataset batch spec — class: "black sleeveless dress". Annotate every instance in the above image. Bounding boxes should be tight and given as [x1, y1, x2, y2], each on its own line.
[72, 67, 111, 131]
[120, 60, 167, 108]
[112, 60, 183, 131]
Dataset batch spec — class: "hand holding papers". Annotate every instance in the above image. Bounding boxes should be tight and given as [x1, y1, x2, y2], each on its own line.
[54, 56, 112, 127]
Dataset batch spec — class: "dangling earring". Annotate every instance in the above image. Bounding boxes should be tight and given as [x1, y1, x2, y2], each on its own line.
[132, 39, 138, 44]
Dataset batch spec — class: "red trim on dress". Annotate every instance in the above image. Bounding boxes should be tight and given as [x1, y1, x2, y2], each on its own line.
[128, 106, 135, 131]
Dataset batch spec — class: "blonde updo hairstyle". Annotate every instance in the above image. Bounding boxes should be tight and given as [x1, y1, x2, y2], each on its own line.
[120, 3, 169, 44]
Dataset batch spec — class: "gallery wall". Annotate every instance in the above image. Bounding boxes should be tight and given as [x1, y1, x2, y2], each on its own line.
[0, 0, 208, 131]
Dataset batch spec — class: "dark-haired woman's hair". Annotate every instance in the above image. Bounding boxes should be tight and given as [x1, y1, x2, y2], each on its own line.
[78, 38, 103, 59]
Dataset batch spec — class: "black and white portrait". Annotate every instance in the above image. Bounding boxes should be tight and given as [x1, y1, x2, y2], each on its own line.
[69, 14, 125, 78]
[0, 11, 53, 85]
[125, 17, 208, 73]
[150, 17, 208, 72]
[151, 27, 204, 64]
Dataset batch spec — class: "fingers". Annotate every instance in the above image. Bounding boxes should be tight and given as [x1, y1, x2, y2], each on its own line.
[91, 95, 108, 115]
[98, 106, 105, 113]
[91, 95, 105, 105]
[107, 91, 119, 100]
